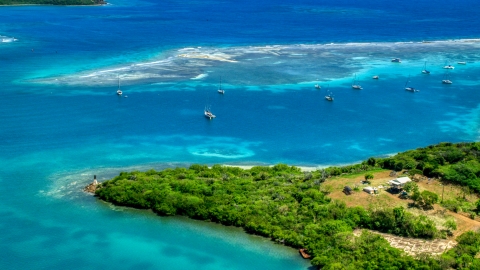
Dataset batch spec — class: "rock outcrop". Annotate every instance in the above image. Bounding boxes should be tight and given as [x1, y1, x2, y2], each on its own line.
[84, 177, 99, 193]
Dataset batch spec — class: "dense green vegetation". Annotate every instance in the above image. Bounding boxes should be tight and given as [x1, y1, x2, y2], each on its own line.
[94, 142, 480, 268]
[442, 231, 480, 269]
[95, 163, 478, 269]
[410, 187, 439, 210]
[0, 0, 104, 5]
[441, 195, 480, 220]
[379, 142, 480, 192]
[322, 142, 480, 194]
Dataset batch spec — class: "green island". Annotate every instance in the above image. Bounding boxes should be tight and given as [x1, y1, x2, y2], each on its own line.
[94, 142, 480, 269]
[0, 0, 105, 5]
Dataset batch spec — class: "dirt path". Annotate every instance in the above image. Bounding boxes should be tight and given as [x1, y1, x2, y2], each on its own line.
[445, 209, 480, 237]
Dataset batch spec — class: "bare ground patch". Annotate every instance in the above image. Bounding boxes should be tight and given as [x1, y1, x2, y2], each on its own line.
[354, 229, 457, 256]
[326, 170, 480, 237]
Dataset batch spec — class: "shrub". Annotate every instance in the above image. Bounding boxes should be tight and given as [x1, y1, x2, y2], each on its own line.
[442, 200, 462, 213]
[412, 190, 439, 210]
[408, 169, 423, 176]
[444, 218, 457, 232]
[367, 157, 376, 166]
[403, 181, 419, 193]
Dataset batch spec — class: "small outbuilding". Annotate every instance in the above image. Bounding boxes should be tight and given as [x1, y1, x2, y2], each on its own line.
[363, 186, 378, 194]
[343, 186, 353, 195]
[388, 176, 412, 189]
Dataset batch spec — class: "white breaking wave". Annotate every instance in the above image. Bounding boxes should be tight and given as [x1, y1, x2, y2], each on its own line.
[191, 73, 208, 80]
[0, 35, 17, 43]
[32, 38, 480, 89]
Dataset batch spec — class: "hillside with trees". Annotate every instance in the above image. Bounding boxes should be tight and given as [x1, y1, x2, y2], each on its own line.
[379, 142, 480, 192]
[94, 141, 480, 269]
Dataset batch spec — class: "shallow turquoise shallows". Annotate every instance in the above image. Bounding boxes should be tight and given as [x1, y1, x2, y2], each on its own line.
[1, 0, 480, 268]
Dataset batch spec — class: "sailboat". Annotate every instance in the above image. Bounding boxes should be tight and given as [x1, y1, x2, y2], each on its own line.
[421, 61, 430, 74]
[217, 77, 224, 94]
[351, 74, 362, 90]
[204, 106, 216, 119]
[404, 75, 419, 92]
[442, 72, 452, 84]
[116, 76, 122, 95]
[324, 85, 333, 101]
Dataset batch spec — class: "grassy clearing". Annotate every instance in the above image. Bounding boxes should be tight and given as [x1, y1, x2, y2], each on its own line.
[326, 170, 480, 237]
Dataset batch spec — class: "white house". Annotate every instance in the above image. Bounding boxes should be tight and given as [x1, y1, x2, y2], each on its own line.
[388, 176, 412, 189]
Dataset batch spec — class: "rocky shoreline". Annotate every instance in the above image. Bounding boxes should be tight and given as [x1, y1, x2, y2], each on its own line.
[83, 176, 99, 193]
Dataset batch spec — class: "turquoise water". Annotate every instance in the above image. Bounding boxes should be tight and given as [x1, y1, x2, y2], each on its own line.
[1, 0, 480, 268]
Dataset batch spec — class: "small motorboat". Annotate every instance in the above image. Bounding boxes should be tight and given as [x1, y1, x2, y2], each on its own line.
[372, 75, 379, 79]
[442, 79, 452, 84]
[299, 249, 311, 259]
[314, 84, 321, 89]
[391, 58, 401, 63]
[443, 65, 455, 69]
[457, 62, 466, 65]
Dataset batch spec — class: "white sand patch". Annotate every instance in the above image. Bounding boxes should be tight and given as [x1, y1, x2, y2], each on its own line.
[178, 53, 238, 62]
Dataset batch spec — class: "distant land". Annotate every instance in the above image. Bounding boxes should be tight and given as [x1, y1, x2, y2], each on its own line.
[0, 0, 105, 5]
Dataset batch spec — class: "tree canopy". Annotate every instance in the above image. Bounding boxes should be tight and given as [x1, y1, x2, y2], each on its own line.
[379, 142, 480, 192]
[94, 142, 480, 268]
[94, 164, 475, 269]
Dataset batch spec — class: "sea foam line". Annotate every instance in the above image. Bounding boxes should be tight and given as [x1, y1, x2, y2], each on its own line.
[32, 38, 480, 88]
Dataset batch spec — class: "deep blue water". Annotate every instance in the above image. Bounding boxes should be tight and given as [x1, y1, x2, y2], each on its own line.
[1, 0, 480, 269]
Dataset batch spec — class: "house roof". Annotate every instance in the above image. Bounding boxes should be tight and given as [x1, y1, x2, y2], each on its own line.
[396, 177, 412, 184]
[389, 177, 412, 186]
